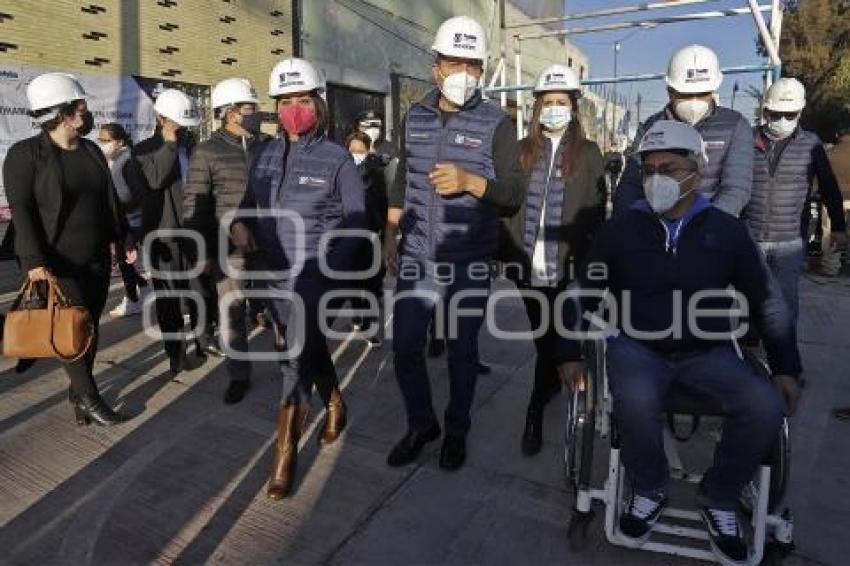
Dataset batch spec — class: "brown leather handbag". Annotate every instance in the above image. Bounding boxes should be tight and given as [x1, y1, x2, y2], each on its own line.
[2, 274, 95, 362]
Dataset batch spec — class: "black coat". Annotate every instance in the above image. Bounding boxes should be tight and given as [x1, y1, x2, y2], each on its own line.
[2, 133, 126, 272]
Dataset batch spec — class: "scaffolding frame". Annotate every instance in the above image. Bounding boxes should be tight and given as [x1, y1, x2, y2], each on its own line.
[489, 0, 785, 140]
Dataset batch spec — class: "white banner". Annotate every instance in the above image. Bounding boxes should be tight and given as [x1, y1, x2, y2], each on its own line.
[0, 64, 158, 221]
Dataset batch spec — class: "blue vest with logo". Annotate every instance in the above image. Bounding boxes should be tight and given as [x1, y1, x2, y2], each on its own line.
[745, 128, 819, 243]
[523, 137, 567, 282]
[400, 90, 504, 263]
[249, 134, 349, 273]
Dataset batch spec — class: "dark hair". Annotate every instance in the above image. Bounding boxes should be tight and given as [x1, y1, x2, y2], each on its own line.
[100, 122, 133, 147]
[520, 92, 585, 179]
[345, 130, 372, 151]
[31, 101, 80, 133]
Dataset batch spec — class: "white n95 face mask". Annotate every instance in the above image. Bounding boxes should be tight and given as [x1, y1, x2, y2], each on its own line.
[673, 99, 711, 125]
[539, 105, 571, 131]
[440, 71, 479, 107]
[644, 173, 695, 214]
[766, 117, 798, 140]
[351, 153, 367, 166]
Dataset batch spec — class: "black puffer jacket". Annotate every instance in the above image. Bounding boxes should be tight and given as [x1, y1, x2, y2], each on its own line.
[182, 128, 270, 259]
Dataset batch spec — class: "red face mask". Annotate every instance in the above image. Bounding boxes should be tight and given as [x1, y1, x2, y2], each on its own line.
[278, 104, 317, 135]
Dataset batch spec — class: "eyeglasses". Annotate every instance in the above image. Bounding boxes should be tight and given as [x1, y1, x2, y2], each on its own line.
[765, 110, 799, 120]
[642, 165, 697, 178]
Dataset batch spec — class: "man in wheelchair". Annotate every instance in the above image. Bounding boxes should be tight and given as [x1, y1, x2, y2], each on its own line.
[557, 121, 802, 565]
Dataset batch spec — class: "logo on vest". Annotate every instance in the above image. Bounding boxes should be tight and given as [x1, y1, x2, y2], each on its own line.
[704, 140, 725, 150]
[299, 176, 328, 187]
[453, 133, 483, 148]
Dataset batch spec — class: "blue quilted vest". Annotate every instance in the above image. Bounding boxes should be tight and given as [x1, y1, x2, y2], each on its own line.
[745, 127, 819, 243]
[400, 90, 504, 263]
[248, 133, 349, 273]
[523, 137, 567, 282]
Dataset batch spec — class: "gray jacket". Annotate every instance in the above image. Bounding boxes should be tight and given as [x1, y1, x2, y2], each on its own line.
[613, 104, 754, 217]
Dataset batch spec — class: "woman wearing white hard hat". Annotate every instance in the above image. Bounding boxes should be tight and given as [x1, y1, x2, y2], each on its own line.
[613, 44, 754, 219]
[500, 64, 606, 456]
[124, 87, 212, 376]
[743, 77, 847, 352]
[2, 72, 135, 425]
[230, 57, 366, 499]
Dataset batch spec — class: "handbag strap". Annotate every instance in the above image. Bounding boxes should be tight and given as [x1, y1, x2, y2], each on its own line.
[45, 275, 93, 362]
[9, 278, 35, 311]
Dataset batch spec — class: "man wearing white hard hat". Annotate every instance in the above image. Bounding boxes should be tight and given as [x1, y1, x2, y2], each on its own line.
[743, 78, 847, 349]
[557, 120, 800, 565]
[614, 45, 754, 218]
[384, 16, 525, 472]
[182, 78, 272, 405]
[125, 87, 207, 376]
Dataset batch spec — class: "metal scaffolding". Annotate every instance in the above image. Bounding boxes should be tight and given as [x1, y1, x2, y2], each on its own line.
[489, 0, 786, 140]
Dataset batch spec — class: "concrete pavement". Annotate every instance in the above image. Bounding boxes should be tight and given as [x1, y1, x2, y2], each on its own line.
[0, 261, 847, 565]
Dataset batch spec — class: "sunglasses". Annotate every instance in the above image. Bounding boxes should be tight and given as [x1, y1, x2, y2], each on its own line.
[765, 110, 799, 120]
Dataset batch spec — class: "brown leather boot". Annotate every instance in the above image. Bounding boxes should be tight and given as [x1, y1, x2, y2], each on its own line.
[319, 387, 347, 446]
[267, 403, 309, 500]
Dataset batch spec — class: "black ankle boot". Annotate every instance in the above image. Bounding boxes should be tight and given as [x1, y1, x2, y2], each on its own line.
[74, 392, 127, 426]
[521, 402, 544, 456]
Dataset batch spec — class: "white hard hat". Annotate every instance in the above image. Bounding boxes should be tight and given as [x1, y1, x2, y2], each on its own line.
[638, 120, 708, 168]
[153, 89, 201, 127]
[665, 44, 723, 94]
[431, 16, 488, 62]
[534, 64, 581, 96]
[26, 72, 87, 112]
[211, 78, 259, 110]
[268, 57, 325, 98]
[763, 78, 805, 113]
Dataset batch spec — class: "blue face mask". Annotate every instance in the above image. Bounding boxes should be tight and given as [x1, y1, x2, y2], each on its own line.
[539, 105, 571, 131]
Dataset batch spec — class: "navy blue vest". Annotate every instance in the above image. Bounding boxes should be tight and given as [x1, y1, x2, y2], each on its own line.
[249, 134, 348, 272]
[400, 90, 504, 263]
[523, 137, 567, 282]
[745, 128, 819, 243]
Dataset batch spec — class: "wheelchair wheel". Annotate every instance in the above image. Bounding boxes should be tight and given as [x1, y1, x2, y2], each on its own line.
[564, 341, 599, 491]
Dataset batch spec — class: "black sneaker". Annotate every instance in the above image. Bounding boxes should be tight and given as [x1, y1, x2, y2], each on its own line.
[619, 493, 667, 544]
[387, 424, 441, 467]
[700, 507, 748, 565]
[439, 433, 466, 471]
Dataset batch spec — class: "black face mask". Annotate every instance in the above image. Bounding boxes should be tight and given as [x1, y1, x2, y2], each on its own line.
[77, 110, 94, 137]
[240, 112, 263, 136]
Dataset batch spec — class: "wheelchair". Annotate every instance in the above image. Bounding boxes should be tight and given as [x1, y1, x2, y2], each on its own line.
[564, 337, 794, 564]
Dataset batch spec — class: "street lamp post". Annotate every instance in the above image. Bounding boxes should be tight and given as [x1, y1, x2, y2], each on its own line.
[609, 41, 621, 150]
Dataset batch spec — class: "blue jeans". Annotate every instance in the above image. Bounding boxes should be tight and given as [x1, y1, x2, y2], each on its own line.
[760, 240, 805, 331]
[606, 336, 785, 510]
[392, 256, 491, 435]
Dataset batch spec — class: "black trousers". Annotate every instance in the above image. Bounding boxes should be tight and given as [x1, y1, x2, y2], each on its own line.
[50, 254, 111, 396]
[520, 284, 564, 406]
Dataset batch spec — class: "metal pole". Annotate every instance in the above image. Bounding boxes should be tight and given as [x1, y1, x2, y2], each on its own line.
[747, 0, 780, 67]
[611, 42, 620, 151]
[518, 5, 771, 41]
[504, 0, 722, 29]
[499, 0, 507, 108]
[514, 35, 523, 140]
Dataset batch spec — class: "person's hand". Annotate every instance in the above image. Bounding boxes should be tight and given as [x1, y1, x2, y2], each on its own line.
[125, 247, 138, 265]
[557, 361, 585, 391]
[27, 267, 49, 281]
[383, 232, 399, 276]
[161, 120, 181, 143]
[230, 222, 257, 253]
[831, 231, 848, 252]
[430, 163, 472, 196]
[774, 374, 801, 415]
